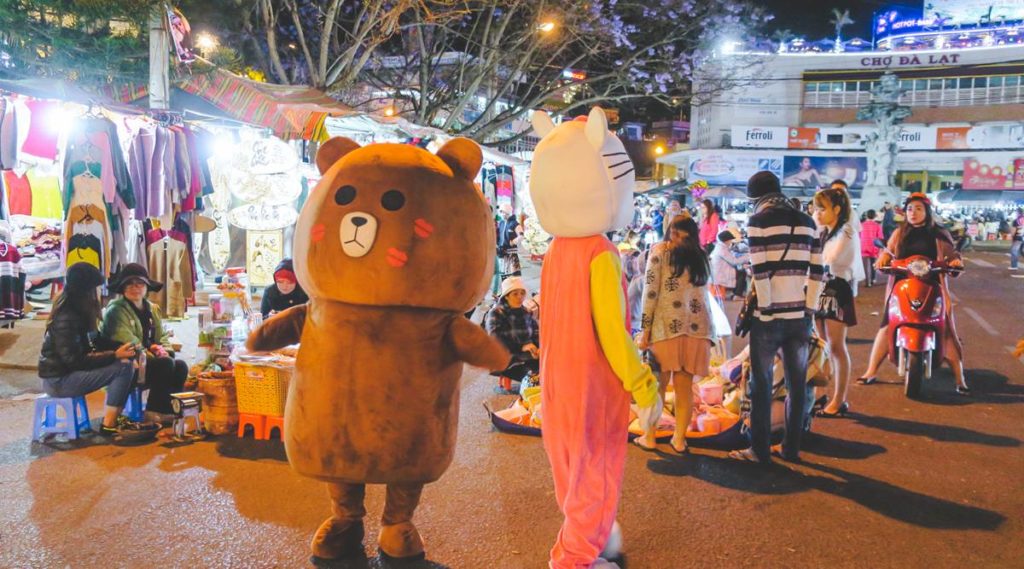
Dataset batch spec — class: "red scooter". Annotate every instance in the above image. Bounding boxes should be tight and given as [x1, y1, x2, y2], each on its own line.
[876, 244, 963, 398]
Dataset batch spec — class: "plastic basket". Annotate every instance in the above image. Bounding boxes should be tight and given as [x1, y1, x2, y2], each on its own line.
[233, 362, 291, 416]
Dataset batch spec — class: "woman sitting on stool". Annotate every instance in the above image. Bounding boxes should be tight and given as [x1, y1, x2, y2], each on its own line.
[485, 277, 540, 388]
[38, 263, 152, 440]
[101, 263, 188, 424]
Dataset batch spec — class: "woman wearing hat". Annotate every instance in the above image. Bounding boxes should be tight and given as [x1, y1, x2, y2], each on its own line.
[101, 263, 188, 421]
[857, 193, 969, 394]
[484, 276, 540, 380]
[38, 262, 150, 438]
[260, 259, 308, 318]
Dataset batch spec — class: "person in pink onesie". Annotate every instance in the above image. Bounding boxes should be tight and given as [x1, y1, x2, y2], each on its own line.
[530, 107, 662, 569]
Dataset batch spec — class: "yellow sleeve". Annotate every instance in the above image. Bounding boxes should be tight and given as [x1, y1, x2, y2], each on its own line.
[590, 251, 659, 407]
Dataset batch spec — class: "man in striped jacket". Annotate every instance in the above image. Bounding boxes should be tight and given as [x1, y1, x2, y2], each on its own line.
[731, 171, 824, 464]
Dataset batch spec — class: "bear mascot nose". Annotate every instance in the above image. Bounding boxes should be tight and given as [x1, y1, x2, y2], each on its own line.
[351, 216, 367, 227]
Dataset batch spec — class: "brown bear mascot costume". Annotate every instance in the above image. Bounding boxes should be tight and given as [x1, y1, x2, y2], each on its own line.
[247, 136, 510, 562]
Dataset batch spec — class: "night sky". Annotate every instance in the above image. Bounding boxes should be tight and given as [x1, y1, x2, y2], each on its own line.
[761, 0, 922, 40]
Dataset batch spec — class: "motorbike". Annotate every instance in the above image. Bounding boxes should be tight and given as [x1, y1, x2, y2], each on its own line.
[874, 239, 963, 398]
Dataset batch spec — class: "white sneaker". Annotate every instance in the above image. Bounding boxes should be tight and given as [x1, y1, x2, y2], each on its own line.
[592, 559, 621, 569]
[600, 521, 622, 559]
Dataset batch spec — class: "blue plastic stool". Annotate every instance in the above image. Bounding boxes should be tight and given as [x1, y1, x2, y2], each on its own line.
[32, 396, 90, 441]
[122, 387, 146, 422]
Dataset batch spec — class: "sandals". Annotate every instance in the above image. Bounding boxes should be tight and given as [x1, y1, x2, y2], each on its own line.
[856, 376, 877, 385]
[670, 436, 689, 455]
[633, 436, 657, 452]
[728, 448, 766, 464]
[815, 401, 850, 418]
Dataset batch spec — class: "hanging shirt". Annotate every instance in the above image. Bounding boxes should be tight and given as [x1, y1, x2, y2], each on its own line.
[21, 100, 60, 161]
[3, 171, 32, 216]
[65, 163, 105, 212]
[0, 241, 26, 320]
[0, 98, 18, 170]
[25, 170, 62, 219]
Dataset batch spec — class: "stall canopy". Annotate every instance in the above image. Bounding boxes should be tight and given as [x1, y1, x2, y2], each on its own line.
[116, 68, 357, 139]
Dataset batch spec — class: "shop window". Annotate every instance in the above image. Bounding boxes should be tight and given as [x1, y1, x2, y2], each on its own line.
[959, 77, 972, 89]
[929, 79, 943, 90]
[859, 81, 872, 92]
[804, 82, 816, 92]
[973, 77, 988, 88]
[844, 81, 857, 92]
[900, 80, 913, 91]
[944, 78, 957, 89]
[914, 79, 928, 90]
[830, 82, 843, 92]
[1006, 75, 1020, 87]
[990, 77, 1003, 88]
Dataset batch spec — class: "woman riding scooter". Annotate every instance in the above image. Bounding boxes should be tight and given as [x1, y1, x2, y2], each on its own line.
[857, 193, 968, 395]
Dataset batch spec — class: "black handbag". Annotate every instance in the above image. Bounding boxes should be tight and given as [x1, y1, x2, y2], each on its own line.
[735, 221, 797, 337]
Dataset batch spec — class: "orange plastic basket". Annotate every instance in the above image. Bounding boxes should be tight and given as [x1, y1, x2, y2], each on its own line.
[233, 362, 291, 416]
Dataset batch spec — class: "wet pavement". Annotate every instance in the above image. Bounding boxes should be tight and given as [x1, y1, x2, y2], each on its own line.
[0, 252, 1022, 568]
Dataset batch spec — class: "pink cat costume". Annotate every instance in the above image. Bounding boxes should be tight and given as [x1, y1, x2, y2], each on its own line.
[530, 108, 661, 569]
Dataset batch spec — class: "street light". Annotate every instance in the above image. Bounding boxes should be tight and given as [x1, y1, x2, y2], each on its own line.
[538, 21, 556, 33]
[655, 145, 666, 156]
[196, 32, 218, 55]
[383, 107, 396, 117]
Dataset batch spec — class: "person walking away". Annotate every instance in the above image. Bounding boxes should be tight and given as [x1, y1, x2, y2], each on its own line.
[1010, 208, 1024, 272]
[623, 247, 648, 336]
[729, 172, 824, 464]
[635, 215, 714, 454]
[857, 193, 969, 394]
[497, 205, 522, 279]
[881, 202, 897, 242]
[651, 207, 665, 241]
[101, 263, 188, 424]
[860, 210, 884, 287]
[698, 199, 720, 254]
[260, 259, 309, 318]
[811, 187, 861, 417]
[38, 262, 153, 440]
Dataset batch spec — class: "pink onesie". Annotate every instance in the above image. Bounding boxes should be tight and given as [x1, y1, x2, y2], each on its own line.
[540, 235, 631, 569]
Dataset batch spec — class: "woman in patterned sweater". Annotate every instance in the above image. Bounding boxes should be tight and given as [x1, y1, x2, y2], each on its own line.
[636, 214, 714, 453]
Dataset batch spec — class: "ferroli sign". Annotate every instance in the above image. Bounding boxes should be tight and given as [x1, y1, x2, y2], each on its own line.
[731, 126, 788, 148]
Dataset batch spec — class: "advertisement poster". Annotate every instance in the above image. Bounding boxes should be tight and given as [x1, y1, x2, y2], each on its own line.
[689, 152, 783, 186]
[962, 157, 1011, 190]
[1015, 159, 1024, 190]
[782, 156, 867, 189]
[937, 127, 971, 150]
[788, 128, 820, 150]
[167, 7, 197, 64]
[246, 230, 284, 287]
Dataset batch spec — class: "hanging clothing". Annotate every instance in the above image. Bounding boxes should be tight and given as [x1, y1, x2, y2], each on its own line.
[25, 170, 62, 219]
[146, 236, 194, 318]
[65, 163, 105, 212]
[64, 204, 112, 277]
[21, 100, 61, 161]
[63, 116, 135, 209]
[3, 170, 31, 216]
[0, 241, 26, 320]
[125, 219, 147, 266]
[0, 98, 18, 169]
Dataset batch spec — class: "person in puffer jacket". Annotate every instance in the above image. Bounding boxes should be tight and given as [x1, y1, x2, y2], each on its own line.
[38, 263, 146, 439]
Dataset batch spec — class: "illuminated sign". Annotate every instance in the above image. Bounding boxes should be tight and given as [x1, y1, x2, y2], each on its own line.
[562, 69, 587, 82]
[929, 1, 1024, 25]
[858, 53, 961, 67]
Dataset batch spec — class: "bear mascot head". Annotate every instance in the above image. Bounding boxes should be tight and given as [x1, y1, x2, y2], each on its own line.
[247, 137, 510, 562]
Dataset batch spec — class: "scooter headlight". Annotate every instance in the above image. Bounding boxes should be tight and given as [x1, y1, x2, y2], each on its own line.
[930, 295, 943, 318]
[907, 259, 931, 278]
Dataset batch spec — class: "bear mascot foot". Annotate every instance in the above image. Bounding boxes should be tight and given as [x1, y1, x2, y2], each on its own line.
[311, 517, 366, 560]
[378, 521, 425, 561]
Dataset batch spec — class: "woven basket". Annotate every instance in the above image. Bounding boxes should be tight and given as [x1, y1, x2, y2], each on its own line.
[233, 362, 291, 416]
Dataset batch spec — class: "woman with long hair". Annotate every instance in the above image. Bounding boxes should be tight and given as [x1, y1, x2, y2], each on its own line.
[636, 214, 714, 453]
[857, 193, 968, 394]
[811, 185, 862, 417]
[698, 198, 720, 254]
[38, 263, 151, 439]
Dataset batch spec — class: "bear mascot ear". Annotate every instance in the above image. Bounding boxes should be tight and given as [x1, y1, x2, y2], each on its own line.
[436, 138, 483, 180]
[584, 106, 609, 150]
[316, 137, 362, 175]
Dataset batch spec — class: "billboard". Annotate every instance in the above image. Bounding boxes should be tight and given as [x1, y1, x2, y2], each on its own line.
[928, 1, 1024, 24]
[782, 156, 868, 189]
[788, 128, 820, 150]
[731, 126, 788, 148]
[962, 155, 1024, 190]
[689, 152, 783, 186]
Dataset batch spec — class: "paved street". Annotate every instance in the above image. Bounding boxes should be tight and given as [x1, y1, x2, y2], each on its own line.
[0, 251, 1022, 569]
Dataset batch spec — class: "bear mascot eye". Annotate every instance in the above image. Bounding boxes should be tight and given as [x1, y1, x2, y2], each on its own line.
[381, 189, 406, 211]
[335, 185, 357, 205]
